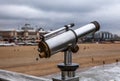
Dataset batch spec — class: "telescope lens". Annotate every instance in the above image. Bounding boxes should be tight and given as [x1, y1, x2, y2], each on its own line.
[38, 41, 50, 58]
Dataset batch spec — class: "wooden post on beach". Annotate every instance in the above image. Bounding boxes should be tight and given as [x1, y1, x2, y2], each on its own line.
[91, 57, 94, 63]
[103, 61, 105, 67]
[116, 59, 118, 65]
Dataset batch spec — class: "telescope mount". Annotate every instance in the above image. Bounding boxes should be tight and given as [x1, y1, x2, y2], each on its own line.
[53, 45, 79, 81]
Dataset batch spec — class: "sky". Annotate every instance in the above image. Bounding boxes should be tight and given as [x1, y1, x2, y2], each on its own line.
[0, 0, 120, 36]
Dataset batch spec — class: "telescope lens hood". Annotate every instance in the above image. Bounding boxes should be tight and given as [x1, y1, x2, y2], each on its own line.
[91, 21, 100, 31]
[38, 41, 51, 58]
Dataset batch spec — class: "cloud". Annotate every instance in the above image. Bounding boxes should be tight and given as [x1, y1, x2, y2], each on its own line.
[0, 5, 73, 20]
[88, 3, 120, 21]
[86, 3, 120, 35]
[0, 5, 41, 19]
[0, 0, 120, 35]
[0, 4, 74, 30]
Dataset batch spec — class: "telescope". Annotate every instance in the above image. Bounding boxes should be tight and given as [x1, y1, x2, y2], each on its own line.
[38, 21, 100, 81]
[38, 21, 100, 58]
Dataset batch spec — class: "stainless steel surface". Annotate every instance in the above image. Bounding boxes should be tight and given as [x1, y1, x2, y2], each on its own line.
[38, 21, 100, 81]
[45, 30, 76, 55]
[44, 23, 74, 40]
[38, 21, 100, 58]
[68, 71, 74, 77]
[64, 48, 72, 65]
[74, 23, 98, 38]
[61, 71, 66, 80]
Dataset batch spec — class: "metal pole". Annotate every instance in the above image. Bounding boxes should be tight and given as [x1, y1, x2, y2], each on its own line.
[64, 48, 72, 65]
[54, 47, 79, 81]
[64, 46, 75, 78]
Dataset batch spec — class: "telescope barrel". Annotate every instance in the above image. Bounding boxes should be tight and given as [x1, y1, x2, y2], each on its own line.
[38, 21, 100, 58]
[74, 21, 100, 39]
[44, 23, 74, 40]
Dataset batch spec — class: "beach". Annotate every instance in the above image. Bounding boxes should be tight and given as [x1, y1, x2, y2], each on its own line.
[0, 44, 120, 76]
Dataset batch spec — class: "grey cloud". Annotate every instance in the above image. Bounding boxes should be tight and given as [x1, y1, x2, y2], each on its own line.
[0, 0, 118, 12]
[0, 0, 120, 35]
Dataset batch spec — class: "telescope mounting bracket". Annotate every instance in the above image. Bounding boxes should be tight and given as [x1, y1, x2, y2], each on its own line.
[53, 45, 79, 81]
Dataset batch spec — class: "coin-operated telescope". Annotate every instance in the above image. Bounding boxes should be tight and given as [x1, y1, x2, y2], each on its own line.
[38, 21, 100, 81]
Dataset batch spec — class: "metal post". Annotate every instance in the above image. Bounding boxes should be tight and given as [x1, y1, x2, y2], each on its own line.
[53, 46, 79, 81]
[64, 47, 72, 65]
[64, 47, 75, 78]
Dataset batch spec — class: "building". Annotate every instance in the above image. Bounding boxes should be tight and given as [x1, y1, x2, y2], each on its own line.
[94, 31, 119, 42]
[0, 24, 48, 43]
[78, 31, 120, 43]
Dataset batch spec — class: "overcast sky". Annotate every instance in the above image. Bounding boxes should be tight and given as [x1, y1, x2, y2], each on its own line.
[0, 0, 120, 35]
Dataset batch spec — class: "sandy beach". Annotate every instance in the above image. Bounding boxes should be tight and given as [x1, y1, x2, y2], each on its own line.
[0, 43, 120, 76]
